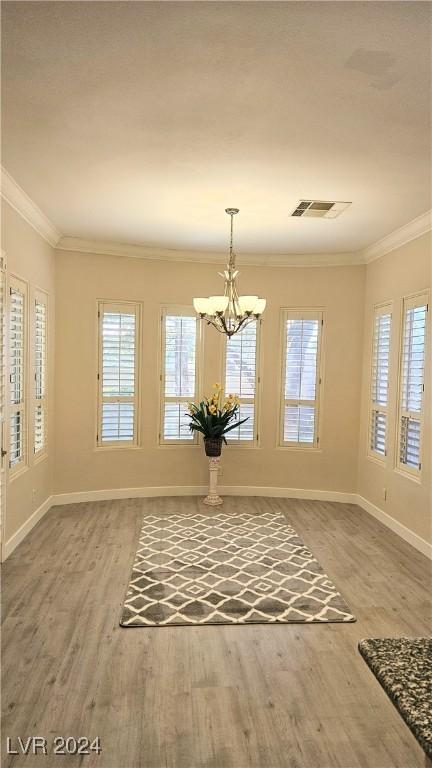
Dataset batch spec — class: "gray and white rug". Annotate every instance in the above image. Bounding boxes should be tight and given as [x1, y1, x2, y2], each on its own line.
[120, 510, 355, 626]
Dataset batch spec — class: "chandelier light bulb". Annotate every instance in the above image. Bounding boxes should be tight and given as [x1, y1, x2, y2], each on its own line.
[206, 300, 217, 317]
[238, 295, 259, 314]
[193, 298, 210, 315]
[254, 298, 267, 315]
[209, 295, 229, 313]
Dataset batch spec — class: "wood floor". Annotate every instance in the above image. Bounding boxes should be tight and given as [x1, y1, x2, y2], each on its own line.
[2, 496, 431, 768]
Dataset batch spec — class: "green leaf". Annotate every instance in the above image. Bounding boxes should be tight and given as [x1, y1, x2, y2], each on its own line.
[189, 424, 205, 435]
[222, 417, 249, 435]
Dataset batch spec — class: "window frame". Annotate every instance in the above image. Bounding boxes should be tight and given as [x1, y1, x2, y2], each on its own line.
[395, 291, 429, 480]
[8, 274, 29, 479]
[278, 308, 323, 450]
[367, 301, 392, 463]
[159, 305, 202, 446]
[33, 288, 48, 463]
[221, 319, 261, 447]
[96, 300, 141, 449]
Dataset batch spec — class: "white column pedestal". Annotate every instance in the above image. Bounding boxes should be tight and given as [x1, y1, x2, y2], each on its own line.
[203, 457, 223, 506]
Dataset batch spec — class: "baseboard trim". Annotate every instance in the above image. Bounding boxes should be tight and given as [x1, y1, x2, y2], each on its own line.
[2, 495, 54, 561]
[53, 486, 209, 505]
[218, 486, 355, 503]
[52, 485, 356, 506]
[355, 494, 432, 559]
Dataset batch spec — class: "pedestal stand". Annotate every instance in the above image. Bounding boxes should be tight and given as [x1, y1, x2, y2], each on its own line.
[203, 457, 223, 506]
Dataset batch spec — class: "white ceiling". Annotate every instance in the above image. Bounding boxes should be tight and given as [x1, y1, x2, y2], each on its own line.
[2, 1, 431, 256]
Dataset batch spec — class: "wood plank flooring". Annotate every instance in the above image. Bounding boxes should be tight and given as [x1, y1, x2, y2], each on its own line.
[2, 496, 431, 768]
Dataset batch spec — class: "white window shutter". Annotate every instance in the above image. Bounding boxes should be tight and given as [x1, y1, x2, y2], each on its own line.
[0, 255, 6, 493]
[280, 311, 322, 446]
[9, 277, 27, 471]
[34, 294, 47, 456]
[399, 416, 421, 469]
[223, 320, 259, 442]
[161, 310, 200, 442]
[397, 296, 427, 473]
[369, 306, 391, 457]
[98, 303, 140, 446]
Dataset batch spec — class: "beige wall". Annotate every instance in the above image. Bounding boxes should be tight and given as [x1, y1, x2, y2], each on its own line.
[357, 233, 431, 543]
[3, 199, 429, 551]
[2, 200, 56, 542]
[54, 249, 365, 496]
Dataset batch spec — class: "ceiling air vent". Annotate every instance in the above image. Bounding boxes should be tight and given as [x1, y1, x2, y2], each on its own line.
[291, 200, 351, 219]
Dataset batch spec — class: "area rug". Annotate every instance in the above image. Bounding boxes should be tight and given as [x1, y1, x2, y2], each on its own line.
[359, 638, 432, 759]
[120, 510, 355, 626]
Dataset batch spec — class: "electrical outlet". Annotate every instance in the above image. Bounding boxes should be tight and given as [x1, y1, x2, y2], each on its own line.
[32, 488, 37, 502]
[383, 488, 387, 501]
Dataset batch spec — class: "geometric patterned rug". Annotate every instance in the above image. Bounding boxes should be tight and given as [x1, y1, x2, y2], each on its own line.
[359, 638, 432, 759]
[120, 510, 355, 626]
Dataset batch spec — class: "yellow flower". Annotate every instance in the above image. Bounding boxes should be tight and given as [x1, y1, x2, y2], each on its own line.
[225, 394, 239, 410]
[213, 383, 222, 390]
[209, 404, 217, 415]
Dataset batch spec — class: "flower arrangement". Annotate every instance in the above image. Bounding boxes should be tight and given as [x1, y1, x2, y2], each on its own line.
[186, 383, 248, 455]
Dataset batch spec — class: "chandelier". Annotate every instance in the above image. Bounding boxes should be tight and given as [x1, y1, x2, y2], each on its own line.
[193, 208, 266, 338]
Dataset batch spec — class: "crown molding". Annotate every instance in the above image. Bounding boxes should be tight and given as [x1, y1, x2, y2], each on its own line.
[361, 210, 432, 264]
[2, 166, 429, 264]
[56, 236, 362, 268]
[1, 166, 61, 247]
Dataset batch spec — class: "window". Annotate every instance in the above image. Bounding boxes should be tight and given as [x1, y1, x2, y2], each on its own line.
[280, 310, 322, 447]
[0, 253, 6, 508]
[97, 302, 140, 446]
[34, 291, 48, 457]
[368, 304, 392, 458]
[223, 320, 260, 443]
[160, 309, 201, 443]
[9, 276, 27, 473]
[397, 294, 428, 475]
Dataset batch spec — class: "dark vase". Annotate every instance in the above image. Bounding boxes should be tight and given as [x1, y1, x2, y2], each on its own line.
[204, 437, 223, 457]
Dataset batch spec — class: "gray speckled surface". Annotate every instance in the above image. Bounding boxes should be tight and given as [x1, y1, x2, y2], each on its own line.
[359, 637, 432, 759]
